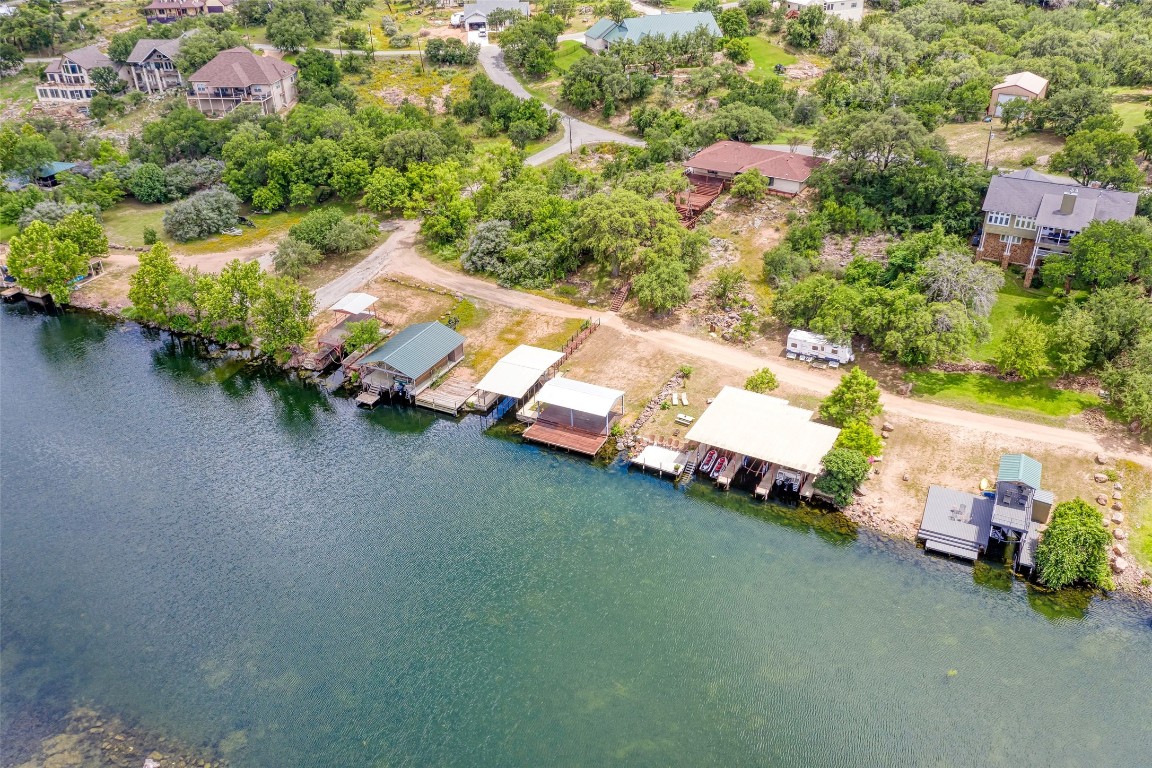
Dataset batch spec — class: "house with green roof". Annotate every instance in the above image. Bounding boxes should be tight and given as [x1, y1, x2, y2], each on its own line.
[351, 321, 465, 398]
[584, 12, 720, 53]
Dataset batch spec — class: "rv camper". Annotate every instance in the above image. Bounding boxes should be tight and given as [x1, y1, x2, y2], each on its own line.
[450, 12, 464, 26]
[785, 329, 854, 366]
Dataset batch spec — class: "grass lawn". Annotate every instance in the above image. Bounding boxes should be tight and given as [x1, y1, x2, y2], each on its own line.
[906, 371, 1101, 421]
[744, 36, 797, 81]
[0, 69, 40, 115]
[175, 201, 358, 256]
[553, 40, 589, 74]
[0, 223, 17, 243]
[936, 121, 1065, 169]
[1124, 463, 1152, 574]
[973, 273, 1070, 363]
[102, 202, 171, 247]
[663, 0, 697, 8]
[1109, 87, 1151, 134]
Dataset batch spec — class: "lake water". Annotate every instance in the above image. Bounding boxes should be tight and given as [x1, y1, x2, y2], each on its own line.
[2, 307, 1151, 768]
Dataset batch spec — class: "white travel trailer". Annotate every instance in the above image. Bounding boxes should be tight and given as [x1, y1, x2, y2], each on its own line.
[785, 329, 854, 366]
[450, 12, 465, 26]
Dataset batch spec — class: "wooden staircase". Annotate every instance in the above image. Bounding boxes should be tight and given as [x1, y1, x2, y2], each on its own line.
[675, 180, 724, 229]
[678, 449, 698, 486]
[609, 281, 631, 312]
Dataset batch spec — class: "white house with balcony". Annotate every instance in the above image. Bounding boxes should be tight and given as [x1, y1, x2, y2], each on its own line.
[125, 36, 186, 94]
[36, 45, 128, 103]
[186, 47, 297, 117]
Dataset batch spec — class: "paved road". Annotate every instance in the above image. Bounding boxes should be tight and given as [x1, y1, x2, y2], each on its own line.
[477, 45, 643, 166]
[310, 220, 419, 315]
[249, 43, 420, 58]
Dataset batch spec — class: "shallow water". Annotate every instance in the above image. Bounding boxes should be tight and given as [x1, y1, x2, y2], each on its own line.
[2, 307, 1150, 768]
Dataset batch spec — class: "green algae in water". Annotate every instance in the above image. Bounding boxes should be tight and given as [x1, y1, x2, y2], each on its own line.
[1026, 584, 1094, 621]
[685, 481, 858, 546]
[973, 561, 1014, 593]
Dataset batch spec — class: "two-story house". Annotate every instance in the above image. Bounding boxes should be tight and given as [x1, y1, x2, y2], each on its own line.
[976, 169, 1139, 286]
[125, 37, 185, 94]
[186, 47, 298, 117]
[144, 0, 233, 24]
[785, 0, 863, 23]
[36, 45, 128, 103]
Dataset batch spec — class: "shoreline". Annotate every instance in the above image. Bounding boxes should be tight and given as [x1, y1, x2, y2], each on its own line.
[11, 301, 1152, 604]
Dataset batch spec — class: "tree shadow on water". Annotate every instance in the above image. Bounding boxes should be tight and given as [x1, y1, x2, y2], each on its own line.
[34, 311, 110, 366]
[1026, 583, 1094, 621]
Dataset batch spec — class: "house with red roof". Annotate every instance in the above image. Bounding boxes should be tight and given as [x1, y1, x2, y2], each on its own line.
[684, 141, 826, 197]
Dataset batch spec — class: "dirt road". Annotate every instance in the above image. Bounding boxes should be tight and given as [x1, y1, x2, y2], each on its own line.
[382, 244, 1152, 466]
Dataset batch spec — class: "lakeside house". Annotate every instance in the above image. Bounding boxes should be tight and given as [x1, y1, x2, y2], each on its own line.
[917, 453, 1054, 569]
[352, 321, 465, 403]
[452, 1, 530, 32]
[988, 71, 1049, 117]
[474, 344, 564, 413]
[976, 169, 1139, 286]
[144, 0, 234, 24]
[186, 48, 298, 116]
[784, 0, 863, 23]
[125, 36, 186, 94]
[584, 12, 721, 53]
[684, 141, 825, 197]
[520, 377, 625, 456]
[684, 386, 841, 500]
[35, 45, 126, 104]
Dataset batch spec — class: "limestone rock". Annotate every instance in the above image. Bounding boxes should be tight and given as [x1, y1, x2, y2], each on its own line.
[1096, 494, 1108, 506]
[1096, 453, 1110, 465]
[902, 472, 910, 481]
[1113, 491, 1122, 500]
[1114, 542, 1128, 556]
[1113, 528, 1127, 540]
[1114, 482, 1123, 491]
[1112, 501, 1123, 511]
[1112, 512, 1124, 525]
[1093, 473, 1108, 483]
[1112, 557, 1128, 573]
[882, 422, 894, 432]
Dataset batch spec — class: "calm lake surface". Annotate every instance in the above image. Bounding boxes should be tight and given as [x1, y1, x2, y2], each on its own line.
[2, 307, 1151, 768]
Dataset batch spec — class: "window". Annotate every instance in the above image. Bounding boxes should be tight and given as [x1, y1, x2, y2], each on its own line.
[790, 342, 798, 348]
[1000, 234, 1021, 245]
[986, 211, 1011, 227]
[1014, 216, 1036, 230]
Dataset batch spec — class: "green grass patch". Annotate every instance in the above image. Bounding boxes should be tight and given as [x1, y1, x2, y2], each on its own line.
[662, 0, 698, 9]
[1109, 87, 1151, 134]
[973, 273, 1070, 363]
[0, 69, 39, 111]
[553, 40, 590, 74]
[102, 201, 171, 247]
[744, 36, 797, 81]
[906, 371, 1101, 420]
[0, 223, 18, 244]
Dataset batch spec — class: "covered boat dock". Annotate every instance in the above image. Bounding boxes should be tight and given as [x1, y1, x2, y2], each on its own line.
[474, 345, 565, 414]
[684, 386, 840, 499]
[521, 377, 625, 456]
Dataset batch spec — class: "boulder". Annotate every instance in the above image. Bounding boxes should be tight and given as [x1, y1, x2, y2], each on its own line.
[1093, 473, 1109, 483]
[1113, 491, 1122, 500]
[1096, 494, 1108, 506]
[1112, 501, 1123, 511]
[1112, 557, 1128, 573]
[1114, 482, 1123, 491]
[1095, 453, 1110, 465]
[1114, 542, 1128, 556]
[1112, 512, 1124, 525]
[902, 472, 910, 482]
[882, 422, 894, 432]
[1113, 528, 1127, 540]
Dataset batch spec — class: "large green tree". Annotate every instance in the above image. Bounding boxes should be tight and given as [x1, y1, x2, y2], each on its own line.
[818, 367, 882, 427]
[252, 275, 315, 357]
[1035, 498, 1113, 590]
[128, 242, 182, 323]
[1049, 128, 1143, 191]
[996, 316, 1050, 380]
[814, 447, 870, 507]
[5, 219, 92, 303]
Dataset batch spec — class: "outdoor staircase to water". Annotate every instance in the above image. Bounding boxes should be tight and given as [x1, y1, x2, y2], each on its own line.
[678, 450, 698, 487]
[609, 282, 631, 312]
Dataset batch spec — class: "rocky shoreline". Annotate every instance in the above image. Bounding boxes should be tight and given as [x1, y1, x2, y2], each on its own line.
[6, 707, 225, 768]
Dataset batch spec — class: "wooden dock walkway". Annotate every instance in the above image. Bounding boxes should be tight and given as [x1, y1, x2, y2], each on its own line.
[523, 422, 608, 456]
[415, 375, 477, 415]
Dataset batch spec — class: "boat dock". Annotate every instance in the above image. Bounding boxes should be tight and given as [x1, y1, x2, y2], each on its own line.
[522, 422, 610, 456]
[630, 445, 688, 477]
[414, 375, 477, 415]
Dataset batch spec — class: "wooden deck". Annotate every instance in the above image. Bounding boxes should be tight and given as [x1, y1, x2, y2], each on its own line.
[675, 179, 724, 228]
[415, 375, 477, 415]
[523, 422, 609, 456]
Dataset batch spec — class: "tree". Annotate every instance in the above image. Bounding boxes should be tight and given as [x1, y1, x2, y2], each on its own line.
[917, 249, 1004, 318]
[88, 66, 126, 95]
[730, 168, 768, 202]
[128, 242, 181, 322]
[573, 189, 688, 278]
[605, 0, 632, 23]
[1044, 219, 1152, 290]
[814, 447, 870, 507]
[717, 8, 750, 38]
[1048, 305, 1095, 375]
[272, 236, 324, 279]
[266, 0, 334, 52]
[175, 28, 244, 74]
[0, 124, 57, 177]
[744, 368, 779, 394]
[709, 266, 746, 307]
[1049, 129, 1143, 190]
[362, 166, 410, 212]
[785, 5, 824, 49]
[0, 43, 23, 75]
[5, 220, 90, 303]
[54, 212, 108, 260]
[834, 421, 883, 459]
[129, 162, 170, 204]
[995, 316, 1050, 379]
[1034, 87, 1114, 136]
[163, 187, 241, 242]
[633, 256, 689, 313]
[296, 48, 342, 87]
[500, 15, 564, 77]
[344, 318, 383, 353]
[723, 37, 751, 64]
[268, 12, 312, 53]
[251, 275, 315, 358]
[814, 108, 932, 171]
[1100, 332, 1152, 429]
[1035, 498, 1113, 591]
[819, 367, 882, 427]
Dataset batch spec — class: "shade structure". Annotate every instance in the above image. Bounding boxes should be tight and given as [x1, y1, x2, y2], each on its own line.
[329, 292, 379, 315]
[535, 377, 624, 418]
[474, 345, 565, 400]
[684, 386, 839, 476]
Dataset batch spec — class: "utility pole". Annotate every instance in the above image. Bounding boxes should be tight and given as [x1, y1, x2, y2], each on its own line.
[567, 115, 573, 155]
[983, 121, 995, 170]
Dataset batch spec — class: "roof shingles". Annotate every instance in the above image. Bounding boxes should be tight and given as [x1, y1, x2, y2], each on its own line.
[189, 47, 296, 88]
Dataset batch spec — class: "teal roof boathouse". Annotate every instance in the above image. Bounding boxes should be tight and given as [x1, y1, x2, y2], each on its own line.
[997, 453, 1042, 491]
[359, 321, 466, 380]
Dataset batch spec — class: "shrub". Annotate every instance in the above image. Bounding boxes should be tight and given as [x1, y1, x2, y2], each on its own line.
[744, 367, 778, 393]
[1019, 152, 1037, 168]
[272, 236, 324, 278]
[1035, 498, 1113, 590]
[143, 227, 158, 246]
[389, 33, 413, 49]
[818, 367, 882, 427]
[162, 186, 240, 242]
[724, 37, 751, 64]
[813, 448, 870, 507]
[289, 209, 378, 254]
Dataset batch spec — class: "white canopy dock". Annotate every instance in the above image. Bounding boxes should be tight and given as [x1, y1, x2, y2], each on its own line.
[474, 345, 565, 411]
[521, 377, 625, 456]
[329, 292, 379, 316]
[685, 386, 840, 499]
